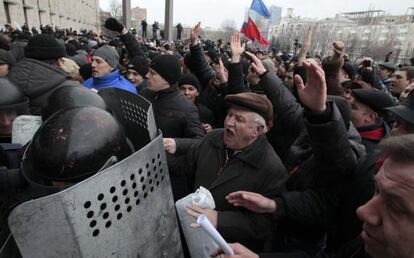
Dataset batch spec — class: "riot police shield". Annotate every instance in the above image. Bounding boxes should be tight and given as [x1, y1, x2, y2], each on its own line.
[8, 132, 183, 257]
[98, 88, 157, 151]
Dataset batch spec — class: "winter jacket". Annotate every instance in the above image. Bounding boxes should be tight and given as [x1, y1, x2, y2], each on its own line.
[140, 86, 204, 139]
[176, 129, 287, 252]
[83, 69, 137, 94]
[260, 70, 305, 160]
[272, 102, 365, 255]
[8, 58, 81, 115]
[119, 32, 146, 58]
[140, 85, 204, 200]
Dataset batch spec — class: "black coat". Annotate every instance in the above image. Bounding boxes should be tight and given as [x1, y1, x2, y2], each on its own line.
[260, 70, 305, 161]
[273, 102, 365, 254]
[140, 86, 204, 139]
[188, 43, 246, 128]
[175, 129, 287, 252]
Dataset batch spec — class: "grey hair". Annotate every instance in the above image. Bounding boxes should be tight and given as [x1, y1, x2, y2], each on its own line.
[254, 114, 268, 134]
[379, 134, 414, 164]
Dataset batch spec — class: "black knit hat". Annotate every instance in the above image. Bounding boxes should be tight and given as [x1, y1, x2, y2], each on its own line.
[178, 73, 200, 91]
[149, 54, 181, 85]
[25, 34, 66, 60]
[127, 56, 149, 78]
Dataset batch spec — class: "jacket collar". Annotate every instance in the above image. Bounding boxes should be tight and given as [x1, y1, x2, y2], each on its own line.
[210, 130, 268, 169]
[208, 131, 268, 190]
[92, 69, 120, 85]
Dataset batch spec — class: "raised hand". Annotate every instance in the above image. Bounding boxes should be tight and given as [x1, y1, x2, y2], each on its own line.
[322, 41, 345, 74]
[294, 60, 327, 113]
[244, 52, 266, 76]
[226, 191, 276, 213]
[104, 18, 124, 33]
[190, 22, 201, 46]
[298, 25, 314, 66]
[214, 57, 228, 83]
[230, 32, 245, 63]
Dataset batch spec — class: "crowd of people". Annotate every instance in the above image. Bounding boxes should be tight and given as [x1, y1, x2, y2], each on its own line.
[1, 16, 414, 258]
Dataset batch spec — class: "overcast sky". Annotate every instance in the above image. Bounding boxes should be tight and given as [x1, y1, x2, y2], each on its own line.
[100, 0, 414, 29]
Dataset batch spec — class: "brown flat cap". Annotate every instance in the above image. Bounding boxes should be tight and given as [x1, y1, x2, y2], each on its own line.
[225, 92, 274, 128]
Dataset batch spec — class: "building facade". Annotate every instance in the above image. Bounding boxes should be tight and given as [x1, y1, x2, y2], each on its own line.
[269, 8, 414, 63]
[131, 6, 146, 31]
[1, 0, 100, 31]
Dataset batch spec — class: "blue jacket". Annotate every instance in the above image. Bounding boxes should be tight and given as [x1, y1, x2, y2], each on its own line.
[83, 69, 137, 94]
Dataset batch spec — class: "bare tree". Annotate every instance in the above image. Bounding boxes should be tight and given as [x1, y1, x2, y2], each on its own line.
[109, 0, 122, 20]
[312, 23, 336, 57]
[221, 20, 237, 42]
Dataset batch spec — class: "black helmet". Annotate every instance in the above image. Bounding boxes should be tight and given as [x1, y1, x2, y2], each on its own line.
[0, 78, 28, 112]
[29, 106, 126, 182]
[42, 86, 107, 121]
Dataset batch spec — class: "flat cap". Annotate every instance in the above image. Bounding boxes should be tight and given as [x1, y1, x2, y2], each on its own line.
[225, 92, 273, 128]
[378, 62, 396, 72]
[352, 89, 395, 115]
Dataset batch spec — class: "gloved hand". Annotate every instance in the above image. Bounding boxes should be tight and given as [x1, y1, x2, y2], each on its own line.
[104, 18, 124, 33]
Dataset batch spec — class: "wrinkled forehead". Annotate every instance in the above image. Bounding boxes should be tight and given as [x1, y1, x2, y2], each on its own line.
[377, 158, 414, 205]
[227, 105, 258, 118]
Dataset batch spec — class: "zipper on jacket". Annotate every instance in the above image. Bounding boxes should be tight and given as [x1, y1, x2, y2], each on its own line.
[218, 148, 240, 176]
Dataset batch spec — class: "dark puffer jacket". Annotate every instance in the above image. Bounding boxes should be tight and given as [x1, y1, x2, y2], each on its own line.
[272, 102, 366, 255]
[140, 86, 204, 139]
[8, 58, 81, 115]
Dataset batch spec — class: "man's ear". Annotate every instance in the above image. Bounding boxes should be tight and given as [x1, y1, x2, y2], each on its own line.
[367, 111, 379, 124]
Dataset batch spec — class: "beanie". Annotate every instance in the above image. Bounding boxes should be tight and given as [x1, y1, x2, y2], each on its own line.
[149, 54, 181, 85]
[178, 73, 200, 91]
[127, 56, 149, 78]
[93, 45, 119, 68]
[25, 34, 67, 60]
